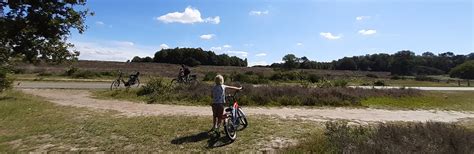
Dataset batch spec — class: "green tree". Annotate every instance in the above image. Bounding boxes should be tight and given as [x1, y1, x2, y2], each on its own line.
[390, 50, 416, 75]
[282, 54, 300, 69]
[449, 60, 474, 79]
[0, 0, 91, 65]
[335, 57, 357, 70]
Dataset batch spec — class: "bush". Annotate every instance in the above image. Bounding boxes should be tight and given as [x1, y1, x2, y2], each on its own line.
[288, 121, 474, 153]
[323, 121, 473, 153]
[0, 68, 13, 92]
[231, 72, 269, 84]
[203, 72, 218, 81]
[64, 66, 78, 76]
[137, 78, 170, 96]
[366, 73, 378, 78]
[373, 80, 386, 86]
[449, 60, 474, 79]
[333, 79, 348, 87]
[139, 82, 419, 107]
[308, 74, 322, 83]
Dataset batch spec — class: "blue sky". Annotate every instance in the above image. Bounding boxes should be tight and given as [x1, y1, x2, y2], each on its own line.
[69, 0, 473, 66]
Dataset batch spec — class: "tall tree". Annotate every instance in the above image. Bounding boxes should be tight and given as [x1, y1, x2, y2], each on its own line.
[0, 0, 91, 65]
[282, 54, 300, 69]
[390, 50, 416, 75]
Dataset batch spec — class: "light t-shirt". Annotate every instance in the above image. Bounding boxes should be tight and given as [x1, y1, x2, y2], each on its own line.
[212, 84, 227, 104]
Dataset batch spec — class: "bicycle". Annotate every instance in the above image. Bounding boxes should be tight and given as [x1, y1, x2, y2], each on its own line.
[222, 88, 248, 141]
[110, 71, 140, 90]
[170, 74, 197, 85]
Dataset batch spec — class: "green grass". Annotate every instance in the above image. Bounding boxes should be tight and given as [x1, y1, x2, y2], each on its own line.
[362, 91, 474, 111]
[1, 90, 473, 152]
[0, 90, 320, 152]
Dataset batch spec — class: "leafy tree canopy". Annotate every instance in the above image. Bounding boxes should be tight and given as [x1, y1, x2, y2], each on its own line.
[0, 0, 91, 65]
[449, 60, 474, 79]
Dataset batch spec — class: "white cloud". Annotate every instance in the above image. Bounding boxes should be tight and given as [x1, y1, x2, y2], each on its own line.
[223, 44, 232, 48]
[249, 10, 269, 16]
[320, 32, 342, 40]
[95, 21, 105, 26]
[71, 40, 156, 62]
[200, 34, 215, 40]
[227, 51, 248, 57]
[255, 53, 267, 57]
[358, 29, 377, 35]
[160, 44, 169, 49]
[112, 41, 134, 46]
[356, 16, 371, 21]
[249, 61, 268, 66]
[156, 6, 220, 24]
[296, 43, 303, 46]
[210, 46, 222, 51]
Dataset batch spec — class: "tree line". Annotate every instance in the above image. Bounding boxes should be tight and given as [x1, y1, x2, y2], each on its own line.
[272, 51, 474, 76]
[131, 48, 248, 67]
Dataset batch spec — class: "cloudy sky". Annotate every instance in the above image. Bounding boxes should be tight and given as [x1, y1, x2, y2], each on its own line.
[69, 0, 473, 66]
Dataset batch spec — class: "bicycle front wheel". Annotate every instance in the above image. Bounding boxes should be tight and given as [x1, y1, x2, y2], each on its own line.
[237, 108, 248, 129]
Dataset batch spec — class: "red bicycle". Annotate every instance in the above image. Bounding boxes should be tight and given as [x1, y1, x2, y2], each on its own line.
[223, 89, 248, 141]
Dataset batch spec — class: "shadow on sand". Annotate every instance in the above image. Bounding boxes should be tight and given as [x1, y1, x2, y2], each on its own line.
[171, 131, 233, 148]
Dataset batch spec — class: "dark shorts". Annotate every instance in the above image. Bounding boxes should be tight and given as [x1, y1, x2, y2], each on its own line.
[212, 103, 224, 118]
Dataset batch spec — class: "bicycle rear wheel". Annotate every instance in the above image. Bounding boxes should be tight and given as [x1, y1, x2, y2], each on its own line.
[110, 80, 120, 90]
[224, 116, 237, 141]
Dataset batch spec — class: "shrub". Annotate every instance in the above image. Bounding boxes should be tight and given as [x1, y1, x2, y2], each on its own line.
[287, 121, 474, 153]
[321, 121, 473, 153]
[308, 74, 322, 83]
[203, 72, 218, 81]
[137, 77, 170, 96]
[64, 66, 78, 76]
[373, 80, 385, 86]
[366, 73, 378, 78]
[0, 68, 13, 92]
[231, 72, 269, 84]
[333, 79, 348, 87]
[449, 60, 474, 79]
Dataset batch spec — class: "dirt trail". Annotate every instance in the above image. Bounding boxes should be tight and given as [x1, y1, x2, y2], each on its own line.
[21, 89, 474, 123]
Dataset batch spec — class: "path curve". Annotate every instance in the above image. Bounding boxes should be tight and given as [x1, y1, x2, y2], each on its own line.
[20, 89, 474, 123]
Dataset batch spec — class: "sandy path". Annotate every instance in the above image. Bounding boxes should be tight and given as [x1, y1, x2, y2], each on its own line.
[21, 89, 474, 123]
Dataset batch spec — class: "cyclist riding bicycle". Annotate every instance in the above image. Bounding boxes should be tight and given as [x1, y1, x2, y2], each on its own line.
[125, 71, 140, 86]
[181, 64, 191, 81]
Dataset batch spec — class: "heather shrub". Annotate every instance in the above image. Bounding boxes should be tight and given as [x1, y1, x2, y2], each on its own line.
[137, 77, 171, 97]
[374, 80, 386, 86]
[142, 82, 420, 106]
[287, 121, 474, 153]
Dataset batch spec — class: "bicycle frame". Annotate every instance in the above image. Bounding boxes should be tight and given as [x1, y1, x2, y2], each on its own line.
[226, 91, 241, 127]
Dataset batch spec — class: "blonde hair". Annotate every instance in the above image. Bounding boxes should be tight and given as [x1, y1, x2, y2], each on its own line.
[215, 74, 224, 85]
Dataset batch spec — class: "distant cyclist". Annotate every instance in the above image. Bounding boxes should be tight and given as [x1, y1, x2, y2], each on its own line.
[181, 64, 191, 81]
[125, 71, 140, 87]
